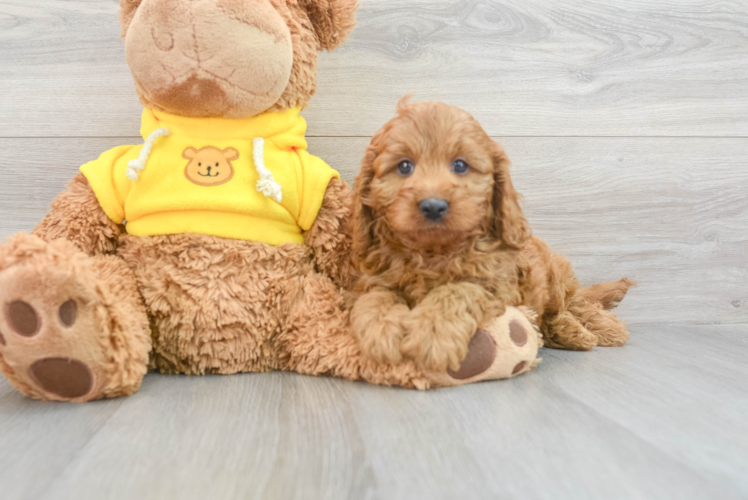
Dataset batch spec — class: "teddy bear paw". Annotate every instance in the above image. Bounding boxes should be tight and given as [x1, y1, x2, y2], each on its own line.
[428, 306, 541, 388]
[0, 262, 109, 402]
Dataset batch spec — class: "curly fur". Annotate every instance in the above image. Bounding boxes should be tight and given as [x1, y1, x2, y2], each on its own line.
[303, 177, 356, 289]
[32, 173, 123, 255]
[350, 98, 634, 370]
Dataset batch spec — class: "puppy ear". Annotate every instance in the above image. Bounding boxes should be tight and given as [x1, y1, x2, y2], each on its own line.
[119, 0, 142, 38]
[299, 0, 358, 51]
[491, 142, 531, 248]
[350, 129, 385, 262]
[396, 94, 414, 115]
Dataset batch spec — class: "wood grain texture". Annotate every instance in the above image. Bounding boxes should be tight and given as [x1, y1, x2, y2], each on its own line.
[0, 325, 746, 500]
[1, 0, 748, 137]
[1, 136, 745, 326]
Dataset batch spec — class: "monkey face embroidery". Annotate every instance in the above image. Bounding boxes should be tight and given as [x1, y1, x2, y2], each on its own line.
[183, 146, 238, 186]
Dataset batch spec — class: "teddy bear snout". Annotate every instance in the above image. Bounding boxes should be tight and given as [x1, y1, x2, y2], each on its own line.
[125, 0, 294, 118]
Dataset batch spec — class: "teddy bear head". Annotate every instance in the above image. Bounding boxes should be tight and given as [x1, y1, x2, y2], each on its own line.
[119, 0, 358, 119]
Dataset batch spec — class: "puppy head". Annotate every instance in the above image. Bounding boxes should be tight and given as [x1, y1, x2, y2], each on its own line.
[352, 97, 530, 258]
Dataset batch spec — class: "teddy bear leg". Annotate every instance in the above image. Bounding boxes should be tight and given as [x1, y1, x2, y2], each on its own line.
[0, 234, 151, 402]
[277, 274, 540, 389]
[427, 306, 542, 388]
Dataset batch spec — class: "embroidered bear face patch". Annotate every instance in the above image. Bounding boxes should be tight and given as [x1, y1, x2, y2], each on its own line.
[183, 146, 238, 186]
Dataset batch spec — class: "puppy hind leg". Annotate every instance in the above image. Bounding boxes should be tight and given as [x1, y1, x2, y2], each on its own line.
[567, 278, 633, 347]
[537, 248, 596, 350]
[538, 245, 632, 349]
[541, 310, 597, 351]
[568, 296, 630, 347]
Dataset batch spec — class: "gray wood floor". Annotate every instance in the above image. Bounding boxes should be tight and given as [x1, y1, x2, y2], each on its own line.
[0, 1, 746, 499]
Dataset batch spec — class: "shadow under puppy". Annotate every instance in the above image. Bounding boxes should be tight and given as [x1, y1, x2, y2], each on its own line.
[350, 97, 634, 373]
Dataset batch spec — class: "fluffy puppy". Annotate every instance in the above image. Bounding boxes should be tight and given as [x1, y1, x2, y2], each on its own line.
[349, 97, 634, 372]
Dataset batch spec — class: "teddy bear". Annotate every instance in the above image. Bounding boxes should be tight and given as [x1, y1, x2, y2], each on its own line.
[0, 0, 540, 402]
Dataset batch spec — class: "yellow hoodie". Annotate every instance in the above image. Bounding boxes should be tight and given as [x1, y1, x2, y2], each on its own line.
[80, 107, 339, 245]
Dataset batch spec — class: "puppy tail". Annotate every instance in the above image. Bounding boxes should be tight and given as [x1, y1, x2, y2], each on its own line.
[574, 278, 635, 310]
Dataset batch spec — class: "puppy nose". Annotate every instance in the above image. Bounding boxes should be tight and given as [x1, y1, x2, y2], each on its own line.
[419, 197, 449, 222]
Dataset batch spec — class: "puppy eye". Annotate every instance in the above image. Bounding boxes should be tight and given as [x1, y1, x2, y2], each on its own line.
[397, 160, 415, 176]
[452, 159, 469, 175]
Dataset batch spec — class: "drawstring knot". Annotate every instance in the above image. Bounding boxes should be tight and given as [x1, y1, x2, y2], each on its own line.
[253, 137, 283, 203]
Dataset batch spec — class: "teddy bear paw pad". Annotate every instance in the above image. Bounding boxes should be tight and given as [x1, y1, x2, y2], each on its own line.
[0, 265, 108, 401]
[427, 306, 540, 388]
[28, 357, 94, 399]
[1, 296, 97, 400]
[6, 300, 41, 337]
[509, 319, 528, 346]
[447, 329, 496, 380]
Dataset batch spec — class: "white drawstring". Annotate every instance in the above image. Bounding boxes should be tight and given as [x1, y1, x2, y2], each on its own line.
[126, 128, 171, 181]
[253, 137, 283, 203]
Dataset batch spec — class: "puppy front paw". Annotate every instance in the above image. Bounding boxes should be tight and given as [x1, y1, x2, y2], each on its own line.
[351, 293, 409, 365]
[400, 307, 476, 372]
[399, 283, 500, 372]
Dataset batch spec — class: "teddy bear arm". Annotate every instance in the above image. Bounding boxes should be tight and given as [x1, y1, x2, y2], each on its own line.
[31, 172, 123, 256]
[303, 177, 357, 289]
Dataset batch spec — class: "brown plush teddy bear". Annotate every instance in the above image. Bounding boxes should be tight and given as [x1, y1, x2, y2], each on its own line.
[0, 0, 539, 402]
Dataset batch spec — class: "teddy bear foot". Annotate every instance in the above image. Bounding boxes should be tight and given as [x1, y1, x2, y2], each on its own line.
[0, 235, 151, 402]
[427, 306, 542, 388]
[1, 294, 96, 401]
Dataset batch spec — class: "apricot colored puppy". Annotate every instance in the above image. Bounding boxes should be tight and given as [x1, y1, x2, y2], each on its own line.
[350, 97, 634, 372]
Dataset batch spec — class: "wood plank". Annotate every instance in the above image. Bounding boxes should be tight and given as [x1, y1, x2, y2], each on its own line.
[1, 0, 748, 137]
[38, 373, 376, 500]
[538, 324, 748, 495]
[0, 136, 745, 326]
[0, 324, 745, 499]
[0, 387, 126, 499]
[0, 0, 140, 137]
[0, 138, 131, 234]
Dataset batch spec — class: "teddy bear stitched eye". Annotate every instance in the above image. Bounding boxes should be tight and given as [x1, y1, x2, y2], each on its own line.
[452, 159, 469, 174]
[198, 163, 202, 166]
[397, 160, 415, 176]
[216, 162, 220, 167]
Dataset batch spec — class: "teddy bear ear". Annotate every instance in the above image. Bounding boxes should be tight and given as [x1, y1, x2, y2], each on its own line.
[222, 148, 240, 161]
[298, 0, 359, 51]
[119, 0, 142, 38]
[182, 147, 198, 160]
